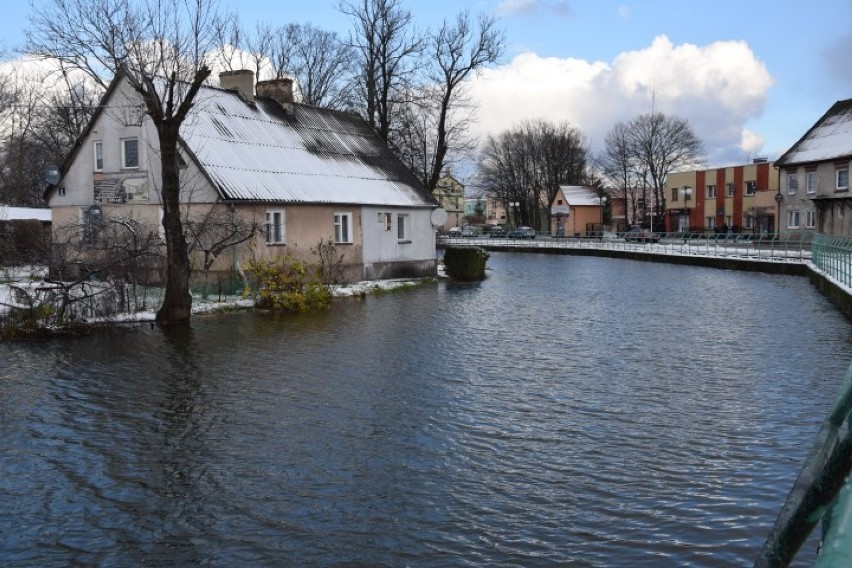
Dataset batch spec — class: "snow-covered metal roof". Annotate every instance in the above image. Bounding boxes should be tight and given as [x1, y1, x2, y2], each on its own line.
[181, 87, 436, 208]
[0, 205, 52, 222]
[559, 185, 601, 206]
[776, 99, 852, 167]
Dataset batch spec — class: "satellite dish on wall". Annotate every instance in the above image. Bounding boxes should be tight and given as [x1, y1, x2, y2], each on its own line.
[44, 165, 60, 186]
[430, 208, 448, 227]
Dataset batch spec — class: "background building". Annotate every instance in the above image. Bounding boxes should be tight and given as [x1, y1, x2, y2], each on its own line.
[666, 160, 778, 234]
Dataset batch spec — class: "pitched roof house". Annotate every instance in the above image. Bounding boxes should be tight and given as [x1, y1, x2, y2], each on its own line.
[775, 99, 852, 236]
[46, 70, 439, 282]
[549, 185, 604, 237]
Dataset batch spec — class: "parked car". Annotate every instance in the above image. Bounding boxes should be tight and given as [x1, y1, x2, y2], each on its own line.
[461, 226, 479, 238]
[507, 226, 536, 239]
[489, 225, 506, 238]
[447, 227, 462, 237]
[624, 227, 659, 243]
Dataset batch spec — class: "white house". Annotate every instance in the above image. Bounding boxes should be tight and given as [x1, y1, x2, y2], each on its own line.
[775, 99, 852, 236]
[46, 70, 439, 282]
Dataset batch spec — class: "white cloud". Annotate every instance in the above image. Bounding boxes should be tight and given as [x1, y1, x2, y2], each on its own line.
[467, 35, 774, 166]
[617, 5, 631, 19]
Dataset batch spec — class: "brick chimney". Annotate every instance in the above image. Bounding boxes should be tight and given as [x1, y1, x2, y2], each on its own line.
[219, 70, 255, 103]
[256, 78, 294, 113]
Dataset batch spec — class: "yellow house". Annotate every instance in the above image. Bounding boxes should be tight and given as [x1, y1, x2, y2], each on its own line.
[550, 186, 604, 237]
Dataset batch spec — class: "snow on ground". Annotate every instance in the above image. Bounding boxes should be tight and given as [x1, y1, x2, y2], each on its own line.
[0, 275, 434, 323]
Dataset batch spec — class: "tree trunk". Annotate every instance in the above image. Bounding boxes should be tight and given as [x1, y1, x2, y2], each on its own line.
[155, 125, 192, 324]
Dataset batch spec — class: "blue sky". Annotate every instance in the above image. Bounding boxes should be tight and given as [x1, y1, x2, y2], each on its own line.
[4, 0, 852, 169]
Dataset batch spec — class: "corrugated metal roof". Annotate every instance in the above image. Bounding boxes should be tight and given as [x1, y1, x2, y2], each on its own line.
[559, 185, 601, 206]
[182, 87, 436, 207]
[776, 99, 852, 166]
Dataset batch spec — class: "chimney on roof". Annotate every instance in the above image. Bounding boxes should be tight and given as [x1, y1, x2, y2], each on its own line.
[219, 70, 255, 103]
[256, 78, 294, 113]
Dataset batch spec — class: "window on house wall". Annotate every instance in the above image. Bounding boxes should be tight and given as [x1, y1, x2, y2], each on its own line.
[836, 166, 849, 191]
[746, 181, 756, 195]
[707, 185, 716, 198]
[745, 214, 754, 229]
[79, 206, 102, 244]
[397, 213, 409, 241]
[726, 183, 735, 197]
[725, 216, 732, 228]
[378, 212, 392, 231]
[806, 210, 816, 229]
[671, 188, 678, 202]
[787, 172, 799, 194]
[334, 212, 352, 243]
[93, 141, 104, 171]
[706, 217, 715, 230]
[787, 210, 800, 228]
[265, 210, 284, 244]
[122, 138, 139, 169]
[806, 171, 818, 194]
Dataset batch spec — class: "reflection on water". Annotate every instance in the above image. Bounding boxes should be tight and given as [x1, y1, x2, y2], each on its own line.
[2, 253, 850, 567]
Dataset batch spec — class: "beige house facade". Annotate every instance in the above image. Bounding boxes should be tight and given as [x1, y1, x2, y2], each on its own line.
[549, 186, 604, 237]
[666, 160, 779, 234]
[47, 71, 439, 283]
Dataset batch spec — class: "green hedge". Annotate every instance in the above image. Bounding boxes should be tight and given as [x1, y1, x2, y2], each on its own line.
[444, 246, 489, 281]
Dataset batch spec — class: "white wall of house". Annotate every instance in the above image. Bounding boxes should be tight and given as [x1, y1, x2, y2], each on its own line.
[361, 207, 435, 263]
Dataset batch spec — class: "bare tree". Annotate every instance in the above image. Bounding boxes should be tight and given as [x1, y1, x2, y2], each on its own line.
[478, 119, 591, 230]
[627, 112, 703, 230]
[184, 205, 259, 297]
[598, 120, 641, 226]
[27, 0, 228, 324]
[285, 23, 357, 109]
[423, 11, 503, 192]
[340, 0, 424, 142]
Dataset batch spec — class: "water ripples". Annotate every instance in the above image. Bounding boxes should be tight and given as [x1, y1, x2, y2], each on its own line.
[1, 253, 850, 566]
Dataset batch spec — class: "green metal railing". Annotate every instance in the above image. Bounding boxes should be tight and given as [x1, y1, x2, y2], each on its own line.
[754, 364, 852, 567]
[812, 234, 852, 288]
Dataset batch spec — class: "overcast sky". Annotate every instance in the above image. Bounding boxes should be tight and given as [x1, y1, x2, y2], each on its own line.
[4, 0, 852, 170]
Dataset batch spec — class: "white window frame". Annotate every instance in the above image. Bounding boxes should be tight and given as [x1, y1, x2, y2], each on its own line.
[787, 172, 799, 194]
[745, 214, 755, 229]
[121, 137, 139, 169]
[707, 185, 716, 199]
[805, 210, 816, 229]
[265, 209, 285, 244]
[334, 212, 352, 244]
[706, 217, 715, 230]
[745, 181, 757, 196]
[93, 141, 104, 172]
[726, 183, 735, 197]
[836, 166, 849, 191]
[787, 210, 800, 229]
[806, 171, 818, 194]
[397, 213, 410, 242]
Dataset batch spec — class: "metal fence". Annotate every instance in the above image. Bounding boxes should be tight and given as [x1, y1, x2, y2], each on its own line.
[754, 363, 852, 567]
[439, 231, 812, 263]
[812, 234, 852, 288]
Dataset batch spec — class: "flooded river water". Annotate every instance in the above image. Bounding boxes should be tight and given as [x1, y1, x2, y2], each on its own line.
[2, 252, 851, 567]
